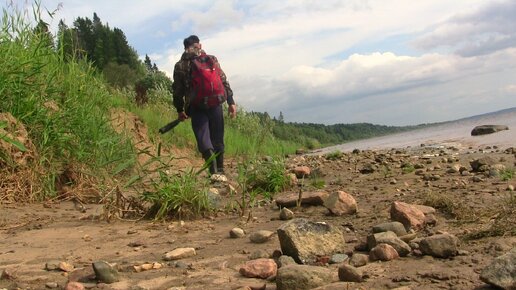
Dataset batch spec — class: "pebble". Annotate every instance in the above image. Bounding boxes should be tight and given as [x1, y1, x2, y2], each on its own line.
[279, 208, 294, 220]
[45, 282, 59, 288]
[230, 227, 246, 238]
[163, 248, 196, 260]
[349, 253, 369, 267]
[329, 254, 349, 264]
[249, 230, 274, 243]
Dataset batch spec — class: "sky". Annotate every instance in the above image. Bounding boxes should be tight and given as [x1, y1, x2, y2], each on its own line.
[4, 0, 516, 125]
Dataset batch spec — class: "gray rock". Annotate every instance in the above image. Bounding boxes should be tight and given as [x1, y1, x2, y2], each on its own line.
[480, 248, 516, 289]
[92, 261, 120, 284]
[359, 163, 376, 174]
[250, 250, 270, 260]
[230, 227, 246, 238]
[419, 234, 459, 258]
[277, 219, 345, 264]
[276, 265, 335, 290]
[470, 156, 496, 172]
[279, 208, 294, 220]
[329, 254, 348, 264]
[338, 264, 363, 282]
[276, 255, 297, 268]
[349, 253, 369, 267]
[367, 231, 411, 256]
[372, 222, 408, 237]
[471, 125, 509, 136]
[249, 230, 275, 243]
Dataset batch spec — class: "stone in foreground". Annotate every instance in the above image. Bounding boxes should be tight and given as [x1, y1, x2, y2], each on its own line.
[324, 191, 357, 216]
[92, 261, 119, 284]
[239, 258, 277, 279]
[480, 248, 516, 289]
[419, 234, 459, 258]
[338, 264, 363, 282]
[367, 231, 411, 257]
[277, 218, 345, 264]
[275, 191, 329, 208]
[163, 248, 196, 261]
[276, 264, 335, 290]
[390, 201, 426, 231]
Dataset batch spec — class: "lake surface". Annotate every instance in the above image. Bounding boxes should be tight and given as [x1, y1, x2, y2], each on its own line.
[315, 107, 516, 154]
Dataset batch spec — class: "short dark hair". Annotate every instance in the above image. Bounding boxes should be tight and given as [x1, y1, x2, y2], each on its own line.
[183, 35, 200, 49]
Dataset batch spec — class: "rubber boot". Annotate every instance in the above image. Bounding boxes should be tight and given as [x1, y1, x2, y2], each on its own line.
[216, 151, 224, 174]
[202, 149, 217, 175]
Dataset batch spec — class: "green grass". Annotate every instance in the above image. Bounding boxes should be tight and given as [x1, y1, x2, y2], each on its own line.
[325, 150, 343, 160]
[1, 5, 135, 199]
[500, 168, 514, 181]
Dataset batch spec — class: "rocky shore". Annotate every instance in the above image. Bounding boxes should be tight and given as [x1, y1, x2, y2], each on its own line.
[1, 144, 515, 290]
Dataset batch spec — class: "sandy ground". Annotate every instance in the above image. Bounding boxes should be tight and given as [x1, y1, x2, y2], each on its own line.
[1, 141, 515, 290]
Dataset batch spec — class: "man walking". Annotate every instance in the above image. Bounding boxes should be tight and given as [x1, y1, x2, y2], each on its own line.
[172, 35, 236, 175]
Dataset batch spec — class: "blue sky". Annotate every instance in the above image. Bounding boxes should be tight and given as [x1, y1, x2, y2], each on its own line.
[4, 0, 516, 125]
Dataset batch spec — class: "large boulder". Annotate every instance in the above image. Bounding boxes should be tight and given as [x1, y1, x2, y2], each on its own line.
[471, 125, 509, 136]
[480, 248, 516, 289]
[276, 265, 335, 290]
[277, 219, 345, 264]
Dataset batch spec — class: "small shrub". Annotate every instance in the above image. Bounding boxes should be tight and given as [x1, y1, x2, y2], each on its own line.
[422, 191, 456, 218]
[500, 168, 514, 181]
[246, 157, 290, 195]
[401, 164, 415, 174]
[141, 167, 211, 220]
[325, 150, 343, 160]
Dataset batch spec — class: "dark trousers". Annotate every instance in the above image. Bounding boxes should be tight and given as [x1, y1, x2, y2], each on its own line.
[190, 105, 224, 155]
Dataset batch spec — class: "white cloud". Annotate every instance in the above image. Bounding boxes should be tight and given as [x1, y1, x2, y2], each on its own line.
[12, 0, 513, 125]
[413, 0, 516, 56]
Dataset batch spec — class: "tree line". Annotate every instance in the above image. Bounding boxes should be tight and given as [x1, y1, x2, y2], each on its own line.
[250, 112, 426, 149]
[54, 13, 170, 104]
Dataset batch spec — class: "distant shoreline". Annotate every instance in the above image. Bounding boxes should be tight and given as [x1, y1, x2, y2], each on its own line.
[314, 107, 516, 154]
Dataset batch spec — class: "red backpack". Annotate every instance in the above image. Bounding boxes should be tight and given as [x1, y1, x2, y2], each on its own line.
[190, 53, 227, 109]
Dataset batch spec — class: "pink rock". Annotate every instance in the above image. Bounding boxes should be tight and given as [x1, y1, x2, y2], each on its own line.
[293, 166, 311, 178]
[239, 258, 277, 279]
[324, 191, 358, 216]
[369, 243, 400, 261]
[390, 201, 426, 230]
[65, 282, 85, 290]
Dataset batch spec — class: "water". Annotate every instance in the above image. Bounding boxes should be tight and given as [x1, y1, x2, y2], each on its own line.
[315, 107, 516, 154]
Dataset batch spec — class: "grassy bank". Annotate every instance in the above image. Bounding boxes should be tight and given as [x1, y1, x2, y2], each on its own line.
[0, 5, 299, 201]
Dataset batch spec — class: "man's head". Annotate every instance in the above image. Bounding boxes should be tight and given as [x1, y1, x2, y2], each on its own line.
[184, 35, 201, 55]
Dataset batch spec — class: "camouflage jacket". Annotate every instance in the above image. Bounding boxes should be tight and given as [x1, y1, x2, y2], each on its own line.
[172, 51, 234, 113]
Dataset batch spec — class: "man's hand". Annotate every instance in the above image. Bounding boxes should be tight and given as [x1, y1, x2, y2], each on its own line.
[178, 112, 189, 121]
[228, 104, 237, 119]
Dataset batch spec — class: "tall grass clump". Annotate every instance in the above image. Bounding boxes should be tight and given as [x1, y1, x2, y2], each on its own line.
[1, 4, 134, 200]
